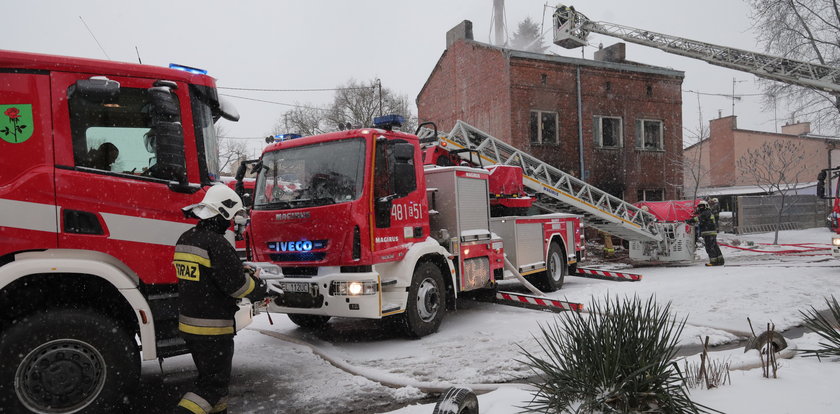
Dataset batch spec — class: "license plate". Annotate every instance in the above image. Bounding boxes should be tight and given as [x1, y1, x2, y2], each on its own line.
[279, 282, 313, 293]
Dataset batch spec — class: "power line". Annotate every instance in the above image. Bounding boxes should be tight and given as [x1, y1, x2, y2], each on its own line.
[683, 89, 766, 97]
[218, 86, 372, 92]
[219, 93, 330, 111]
[219, 135, 266, 141]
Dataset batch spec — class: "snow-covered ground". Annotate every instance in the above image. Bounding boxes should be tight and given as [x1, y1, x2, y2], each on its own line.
[143, 227, 840, 413]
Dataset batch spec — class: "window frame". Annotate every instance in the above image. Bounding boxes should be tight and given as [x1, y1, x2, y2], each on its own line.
[637, 188, 664, 202]
[529, 110, 558, 145]
[594, 115, 623, 149]
[635, 118, 664, 151]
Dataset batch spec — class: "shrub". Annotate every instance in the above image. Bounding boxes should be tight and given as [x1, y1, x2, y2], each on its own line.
[519, 295, 717, 413]
[799, 295, 840, 358]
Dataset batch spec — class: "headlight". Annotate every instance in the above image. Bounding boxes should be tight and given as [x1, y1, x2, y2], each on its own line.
[330, 280, 378, 296]
[832, 238, 840, 247]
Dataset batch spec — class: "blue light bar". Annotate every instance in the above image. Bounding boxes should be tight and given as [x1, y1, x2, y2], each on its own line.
[373, 114, 405, 129]
[273, 133, 302, 142]
[168, 63, 208, 75]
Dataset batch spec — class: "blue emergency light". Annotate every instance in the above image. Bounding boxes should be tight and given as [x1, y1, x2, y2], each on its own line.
[168, 63, 208, 75]
[275, 133, 301, 142]
[373, 114, 404, 130]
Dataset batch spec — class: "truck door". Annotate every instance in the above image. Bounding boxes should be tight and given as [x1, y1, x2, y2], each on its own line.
[50, 72, 201, 285]
[371, 138, 428, 257]
[0, 71, 57, 254]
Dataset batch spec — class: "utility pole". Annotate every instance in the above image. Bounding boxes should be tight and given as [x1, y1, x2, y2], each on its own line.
[493, 0, 505, 46]
[732, 78, 747, 116]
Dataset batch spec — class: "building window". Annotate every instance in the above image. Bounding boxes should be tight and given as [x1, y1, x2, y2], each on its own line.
[637, 188, 664, 201]
[594, 116, 622, 148]
[530, 110, 558, 145]
[605, 81, 611, 92]
[540, 73, 548, 86]
[646, 84, 653, 96]
[635, 119, 663, 150]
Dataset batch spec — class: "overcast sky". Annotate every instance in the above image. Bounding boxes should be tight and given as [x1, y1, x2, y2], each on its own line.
[8, 0, 783, 156]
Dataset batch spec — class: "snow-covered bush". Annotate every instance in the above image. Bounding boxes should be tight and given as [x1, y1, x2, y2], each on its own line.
[518, 295, 718, 413]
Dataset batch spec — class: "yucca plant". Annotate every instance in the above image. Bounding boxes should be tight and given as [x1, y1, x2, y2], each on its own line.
[519, 295, 717, 413]
[799, 295, 840, 358]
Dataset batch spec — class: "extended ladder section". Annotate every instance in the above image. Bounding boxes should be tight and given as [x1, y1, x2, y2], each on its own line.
[419, 121, 661, 242]
[552, 7, 840, 94]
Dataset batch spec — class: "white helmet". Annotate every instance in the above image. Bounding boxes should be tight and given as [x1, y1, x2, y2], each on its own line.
[697, 200, 709, 208]
[183, 184, 244, 220]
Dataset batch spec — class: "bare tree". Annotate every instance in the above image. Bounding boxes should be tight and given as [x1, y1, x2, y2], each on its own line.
[274, 78, 417, 136]
[271, 105, 330, 137]
[510, 17, 549, 53]
[215, 124, 252, 176]
[681, 95, 712, 201]
[736, 140, 807, 243]
[749, 0, 840, 133]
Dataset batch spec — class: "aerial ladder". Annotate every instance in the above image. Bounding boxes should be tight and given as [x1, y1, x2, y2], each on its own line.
[418, 122, 663, 244]
[551, 6, 840, 96]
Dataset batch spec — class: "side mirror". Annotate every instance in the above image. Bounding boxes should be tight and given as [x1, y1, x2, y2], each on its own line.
[393, 142, 414, 161]
[148, 83, 180, 122]
[218, 96, 240, 122]
[150, 122, 187, 184]
[70, 78, 120, 104]
[375, 196, 394, 228]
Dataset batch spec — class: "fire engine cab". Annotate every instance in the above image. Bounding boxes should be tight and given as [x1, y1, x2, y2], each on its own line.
[244, 116, 584, 337]
[0, 50, 252, 413]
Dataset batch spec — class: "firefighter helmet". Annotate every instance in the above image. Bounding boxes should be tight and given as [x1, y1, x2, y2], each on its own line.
[697, 200, 709, 209]
[183, 184, 244, 220]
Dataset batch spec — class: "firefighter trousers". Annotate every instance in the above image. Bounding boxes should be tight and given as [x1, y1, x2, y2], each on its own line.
[702, 234, 724, 265]
[173, 335, 234, 414]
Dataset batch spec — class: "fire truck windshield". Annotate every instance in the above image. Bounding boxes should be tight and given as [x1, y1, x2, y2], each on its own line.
[254, 138, 366, 210]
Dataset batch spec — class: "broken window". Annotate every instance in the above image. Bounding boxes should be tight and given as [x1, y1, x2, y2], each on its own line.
[594, 116, 622, 148]
[635, 119, 663, 150]
[529, 110, 558, 145]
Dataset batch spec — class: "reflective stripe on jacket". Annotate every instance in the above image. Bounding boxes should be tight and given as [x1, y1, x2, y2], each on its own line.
[173, 220, 264, 336]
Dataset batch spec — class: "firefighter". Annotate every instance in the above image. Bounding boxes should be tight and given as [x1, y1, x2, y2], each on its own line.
[709, 197, 721, 231]
[172, 184, 268, 414]
[689, 200, 724, 266]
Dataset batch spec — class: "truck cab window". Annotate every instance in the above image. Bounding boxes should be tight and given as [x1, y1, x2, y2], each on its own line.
[68, 86, 182, 179]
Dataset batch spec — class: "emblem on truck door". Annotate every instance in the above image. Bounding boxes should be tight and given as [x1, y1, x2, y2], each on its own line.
[0, 104, 33, 144]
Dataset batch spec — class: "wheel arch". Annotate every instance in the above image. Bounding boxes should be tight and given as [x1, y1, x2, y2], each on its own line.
[547, 233, 570, 265]
[0, 249, 158, 360]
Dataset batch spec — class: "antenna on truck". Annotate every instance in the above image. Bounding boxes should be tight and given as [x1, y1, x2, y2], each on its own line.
[79, 16, 111, 60]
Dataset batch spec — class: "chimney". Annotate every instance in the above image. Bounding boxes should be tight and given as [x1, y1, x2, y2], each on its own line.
[781, 121, 810, 135]
[446, 20, 473, 49]
[594, 43, 626, 63]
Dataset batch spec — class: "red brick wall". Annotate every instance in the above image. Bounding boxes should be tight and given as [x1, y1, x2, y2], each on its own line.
[418, 41, 684, 202]
[417, 41, 512, 138]
[709, 116, 737, 186]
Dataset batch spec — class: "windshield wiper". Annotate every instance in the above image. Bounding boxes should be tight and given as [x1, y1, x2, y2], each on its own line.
[258, 201, 293, 210]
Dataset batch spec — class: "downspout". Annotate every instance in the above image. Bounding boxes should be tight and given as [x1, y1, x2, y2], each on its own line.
[576, 66, 585, 180]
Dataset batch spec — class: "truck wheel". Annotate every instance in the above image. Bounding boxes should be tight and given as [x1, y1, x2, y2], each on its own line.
[0, 308, 140, 413]
[401, 262, 446, 337]
[433, 387, 479, 414]
[288, 313, 331, 330]
[535, 241, 566, 292]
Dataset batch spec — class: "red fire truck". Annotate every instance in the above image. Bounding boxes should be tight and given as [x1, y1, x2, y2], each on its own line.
[0, 50, 253, 412]
[244, 117, 584, 337]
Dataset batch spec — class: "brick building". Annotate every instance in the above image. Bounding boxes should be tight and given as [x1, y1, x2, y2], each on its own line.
[684, 116, 838, 194]
[417, 21, 685, 202]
